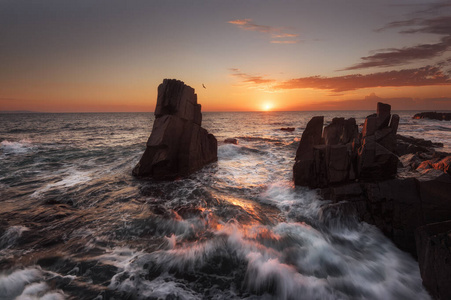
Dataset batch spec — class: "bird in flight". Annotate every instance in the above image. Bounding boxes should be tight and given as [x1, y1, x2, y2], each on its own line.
[202, 84, 206, 89]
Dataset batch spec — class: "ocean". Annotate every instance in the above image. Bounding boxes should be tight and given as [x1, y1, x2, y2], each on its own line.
[1, 111, 450, 299]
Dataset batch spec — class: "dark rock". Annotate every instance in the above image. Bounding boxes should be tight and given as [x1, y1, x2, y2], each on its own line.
[376, 102, 391, 129]
[396, 134, 444, 157]
[323, 118, 358, 146]
[415, 221, 451, 300]
[293, 116, 324, 187]
[416, 173, 451, 225]
[327, 144, 352, 184]
[389, 114, 400, 134]
[399, 153, 422, 169]
[133, 79, 217, 179]
[362, 115, 377, 138]
[358, 104, 399, 181]
[295, 116, 324, 161]
[432, 156, 451, 175]
[293, 103, 451, 295]
[280, 127, 295, 132]
[413, 112, 451, 121]
[224, 138, 238, 145]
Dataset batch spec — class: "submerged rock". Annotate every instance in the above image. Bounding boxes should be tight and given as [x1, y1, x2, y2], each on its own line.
[413, 112, 451, 121]
[224, 138, 238, 145]
[133, 79, 217, 179]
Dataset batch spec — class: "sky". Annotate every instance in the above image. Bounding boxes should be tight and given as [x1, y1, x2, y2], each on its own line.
[1, 0, 451, 112]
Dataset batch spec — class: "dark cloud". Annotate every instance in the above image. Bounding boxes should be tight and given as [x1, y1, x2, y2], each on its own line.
[302, 93, 451, 111]
[343, 37, 451, 70]
[231, 65, 451, 92]
[276, 66, 451, 92]
[344, 5, 451, 70]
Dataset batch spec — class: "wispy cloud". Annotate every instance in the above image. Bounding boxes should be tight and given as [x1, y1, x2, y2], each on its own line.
[270, 40, 300, 44]
[343, 5, 451, 70]
[228, 18, 299, 44]
[231, 64, 451, 92]
[229, 68, 275, 86]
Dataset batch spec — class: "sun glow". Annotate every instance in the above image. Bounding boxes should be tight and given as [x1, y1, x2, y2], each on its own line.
[262, 102, 273, 111]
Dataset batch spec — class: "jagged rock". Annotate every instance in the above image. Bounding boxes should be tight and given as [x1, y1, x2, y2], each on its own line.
[224, 138, 238, 145]
[415, 220, 451, 300]
[133, 79, 217, 179]
[413, 112, 451, 121]
[294, 103, 401, 187]
[293, 116, 324, 187]
[357, 103, 399, 181]
[323, 117, 358, 146]
[432, 156, 451, 175]
[293, 102, 451, 295]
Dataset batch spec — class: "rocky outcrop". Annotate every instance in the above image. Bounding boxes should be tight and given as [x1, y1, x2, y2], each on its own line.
[321, 171, 451, 255]
[396, 134, 444, 156]
[415, 221, 451, 300]
[294, 102, 451, 297]
[413, 112, 451, 121]
[293, 103, 398, 188]
[133, 79, 217, 179]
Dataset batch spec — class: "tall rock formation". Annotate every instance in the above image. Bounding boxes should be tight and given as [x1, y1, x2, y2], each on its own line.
[293, 102, 399, 188]
[293, 103, 451, 299]
[133, 79, 217, 179]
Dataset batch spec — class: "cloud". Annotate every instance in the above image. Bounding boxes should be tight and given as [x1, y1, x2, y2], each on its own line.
[303, 93, 451, 111]
[229, 68, 275, 85]
[278, 65, 451, 92]
[270, 40, 300, 44]
[343, 37, 451, 70]
[231, 65, 451, 92]
[228, 18, 299, 44]
[228, 19, 272, 33]
[344, 5, 451, 70]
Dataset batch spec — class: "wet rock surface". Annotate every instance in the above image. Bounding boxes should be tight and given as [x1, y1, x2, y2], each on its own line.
[133, 79, 218, 179]
[224, 138, 238, 145]
[294, 102, 451, 298]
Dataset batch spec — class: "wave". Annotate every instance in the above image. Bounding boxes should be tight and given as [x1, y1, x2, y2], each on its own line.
[0, 140, 33, 154]
[0, 268, 65, 300]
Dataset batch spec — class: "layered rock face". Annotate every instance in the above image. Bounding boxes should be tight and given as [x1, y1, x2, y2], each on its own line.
[133, 79, 217, 179]
[293, 102, 398, 188]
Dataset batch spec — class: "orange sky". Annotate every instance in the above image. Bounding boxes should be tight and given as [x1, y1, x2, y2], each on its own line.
[1, 1, 451, 112]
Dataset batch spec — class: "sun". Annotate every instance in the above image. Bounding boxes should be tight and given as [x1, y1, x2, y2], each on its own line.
[262, 102, 273, 111]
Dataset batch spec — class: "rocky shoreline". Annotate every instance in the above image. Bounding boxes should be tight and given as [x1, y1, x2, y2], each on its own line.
[293, 103, 451, 300]
[413, 112, 451, 121]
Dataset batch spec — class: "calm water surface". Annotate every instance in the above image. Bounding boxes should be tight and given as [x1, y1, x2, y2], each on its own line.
[1, 111, 449, 299]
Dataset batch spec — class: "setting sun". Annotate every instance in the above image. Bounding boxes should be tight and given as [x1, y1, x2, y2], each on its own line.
[262, 102, 273, 111]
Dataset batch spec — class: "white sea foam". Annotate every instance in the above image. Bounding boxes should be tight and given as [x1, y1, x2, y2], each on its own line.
[0, 267, 65, 300]
[0, 226, 29, 249]
[31, 170, 92, 198]
[0, 139, 33, 154]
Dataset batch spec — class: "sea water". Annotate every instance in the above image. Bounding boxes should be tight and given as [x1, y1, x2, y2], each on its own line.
[1, 111, 450, 299]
